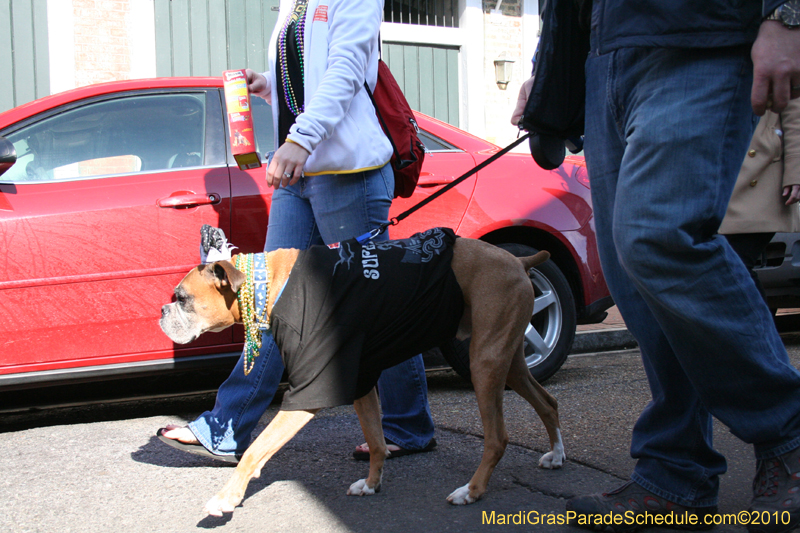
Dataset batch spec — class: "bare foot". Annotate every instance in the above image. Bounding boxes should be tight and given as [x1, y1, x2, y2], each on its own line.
[354, 442, 402, 455]
[161, 424, 200, 444]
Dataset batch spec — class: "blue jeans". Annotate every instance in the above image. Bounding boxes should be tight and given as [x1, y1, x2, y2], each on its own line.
[189, 163, 435, 456]
[584, 45, 800, 507]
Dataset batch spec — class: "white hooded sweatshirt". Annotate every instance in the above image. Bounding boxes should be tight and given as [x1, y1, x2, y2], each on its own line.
[255, 0, 394, 176]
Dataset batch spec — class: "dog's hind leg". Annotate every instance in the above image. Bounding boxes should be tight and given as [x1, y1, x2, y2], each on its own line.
[205, 409, 318, 517]
[447, 319, 520, 505]
[447, 238, 560, 504]
[505, 344, 565, 469]
[447, 365, 510, 505]
[349, 387, 388, 496]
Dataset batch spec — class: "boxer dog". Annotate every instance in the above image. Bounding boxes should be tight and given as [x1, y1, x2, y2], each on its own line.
[160, 227, 565, 516]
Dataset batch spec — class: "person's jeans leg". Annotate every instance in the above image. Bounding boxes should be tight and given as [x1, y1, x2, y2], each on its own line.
[585, 46, 800, 506]
[608, 47, 800, 456]
[188, 183, 319, 455]
[305, 164, 395, 245]
[376, 352, 434, 448]
[590, 184, 727, 507]
[188, 338, 285, 456]
[306, 164, 435, 449]
[585, 48, 724, 506]
[262, 182, 323, 252]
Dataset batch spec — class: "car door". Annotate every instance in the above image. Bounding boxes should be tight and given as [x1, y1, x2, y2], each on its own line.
[388, 126, 478, 239]
[0, 89, 234, 379]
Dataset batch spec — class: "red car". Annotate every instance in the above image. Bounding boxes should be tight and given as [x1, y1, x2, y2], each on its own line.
[0, 77, 610, 390]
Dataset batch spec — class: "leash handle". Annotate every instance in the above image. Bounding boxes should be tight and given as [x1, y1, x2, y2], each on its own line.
[358, 132, 532, 243]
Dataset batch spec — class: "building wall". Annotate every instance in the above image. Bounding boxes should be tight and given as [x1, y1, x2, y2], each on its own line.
[480, 0, 540, 148]
[47, 0, 154, 95]
[383, 0, 538, 144]
[32, 0, 536, 146]
[482, 8, 524, 146]
[152, 0, 277, 78]
[73, 0, 133, 87]
[1, 0, 50, 112]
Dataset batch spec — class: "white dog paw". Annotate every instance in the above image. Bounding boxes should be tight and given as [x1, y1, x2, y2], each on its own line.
[446, 484, 476, 505]
[538, 429, 566, 469]
[347, 478, 377, 496]
[205, 495, 237, 517]
[538, 450, 565, 469]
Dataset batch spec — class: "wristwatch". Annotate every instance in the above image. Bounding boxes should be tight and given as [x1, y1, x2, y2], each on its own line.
[766, 0, 800, 28]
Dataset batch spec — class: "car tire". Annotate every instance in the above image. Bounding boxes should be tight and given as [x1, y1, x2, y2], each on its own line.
[440, 243, 577, 383]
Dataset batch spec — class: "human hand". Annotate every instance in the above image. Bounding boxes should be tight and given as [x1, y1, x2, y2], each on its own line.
[266, 141, 310, 189]
[511, 76, 535, 126]
[751, 21, 800, 115]
[784, 184, 800, 205]
[245, 69, 268, 96]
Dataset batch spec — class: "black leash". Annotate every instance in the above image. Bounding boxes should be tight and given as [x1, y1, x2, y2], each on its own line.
[358, 132, 533, 243]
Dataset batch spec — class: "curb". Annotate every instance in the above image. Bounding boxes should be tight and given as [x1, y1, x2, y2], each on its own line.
[571, 327, 638, 355]
[571, 314, 800, 356]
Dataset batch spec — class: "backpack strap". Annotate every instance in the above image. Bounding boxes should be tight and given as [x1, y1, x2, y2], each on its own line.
[364, 79, 402, 163]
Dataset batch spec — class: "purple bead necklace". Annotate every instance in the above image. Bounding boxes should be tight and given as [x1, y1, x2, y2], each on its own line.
[278, 0, 308, 116]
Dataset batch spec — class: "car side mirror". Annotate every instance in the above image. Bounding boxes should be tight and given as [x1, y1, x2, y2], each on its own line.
[0, 136, 16, 178]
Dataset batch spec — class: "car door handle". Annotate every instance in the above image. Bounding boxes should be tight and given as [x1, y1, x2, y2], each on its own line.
[157, 192, 221, 208]
[417, 173, 456, 187]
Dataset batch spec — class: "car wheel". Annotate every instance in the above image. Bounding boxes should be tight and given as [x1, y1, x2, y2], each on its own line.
[440, 243, 577, 383]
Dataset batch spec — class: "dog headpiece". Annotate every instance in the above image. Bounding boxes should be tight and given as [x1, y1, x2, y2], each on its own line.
[199, 225, 237, 264]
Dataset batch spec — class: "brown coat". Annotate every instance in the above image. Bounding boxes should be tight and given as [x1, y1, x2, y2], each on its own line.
[720, 99, 800, 235]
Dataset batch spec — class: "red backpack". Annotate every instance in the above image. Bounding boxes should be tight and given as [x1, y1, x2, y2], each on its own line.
[364, 60, 426, 198]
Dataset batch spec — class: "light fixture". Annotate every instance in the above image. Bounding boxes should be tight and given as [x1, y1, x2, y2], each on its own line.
[494, 53, 515, 90]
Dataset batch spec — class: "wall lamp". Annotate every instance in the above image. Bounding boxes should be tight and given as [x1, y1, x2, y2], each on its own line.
[494, 53, 515, 90]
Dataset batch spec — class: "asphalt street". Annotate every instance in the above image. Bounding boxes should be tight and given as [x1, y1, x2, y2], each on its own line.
[2, 339, 800, 533]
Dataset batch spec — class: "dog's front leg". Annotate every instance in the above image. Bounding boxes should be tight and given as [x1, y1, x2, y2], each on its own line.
[348, 388, 387, 496]
[205, 409, 318, 516]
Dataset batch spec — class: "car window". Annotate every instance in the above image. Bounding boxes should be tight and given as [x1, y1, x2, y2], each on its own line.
[418, 130, 460, 152]
[250, 96, 275, 160]
[2, 93, 206, 183]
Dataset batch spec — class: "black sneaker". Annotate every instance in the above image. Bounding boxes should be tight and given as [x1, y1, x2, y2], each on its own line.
[749, 446, 800, 533]
[565, 481, 717, 532]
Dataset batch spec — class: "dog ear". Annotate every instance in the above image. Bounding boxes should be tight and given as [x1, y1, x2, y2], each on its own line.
[210, 260, 246, 293]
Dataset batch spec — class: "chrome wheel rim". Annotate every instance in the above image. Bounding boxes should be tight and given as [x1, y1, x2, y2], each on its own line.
[524, 269, 563, 369]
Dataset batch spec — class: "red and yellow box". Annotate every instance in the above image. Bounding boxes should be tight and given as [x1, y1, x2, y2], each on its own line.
[223, 69, 262, 170]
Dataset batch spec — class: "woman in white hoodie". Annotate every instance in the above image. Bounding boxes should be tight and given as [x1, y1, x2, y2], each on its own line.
[158, 0, 437, 462]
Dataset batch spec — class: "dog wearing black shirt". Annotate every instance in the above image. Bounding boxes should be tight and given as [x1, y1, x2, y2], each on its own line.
[160, 228, 565, 516]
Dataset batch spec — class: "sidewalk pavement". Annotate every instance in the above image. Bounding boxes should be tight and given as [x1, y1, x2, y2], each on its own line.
[572, 305, 800, 354]
[573, 305, 635, 354]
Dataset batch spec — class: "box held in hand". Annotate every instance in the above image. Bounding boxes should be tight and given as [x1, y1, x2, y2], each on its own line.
[223, 69, 262, 170]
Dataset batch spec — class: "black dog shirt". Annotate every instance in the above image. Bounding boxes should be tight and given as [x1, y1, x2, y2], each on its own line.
[271, 227, 464, 410]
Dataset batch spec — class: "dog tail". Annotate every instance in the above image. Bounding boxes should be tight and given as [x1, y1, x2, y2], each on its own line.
[520, 250, 550, 271]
